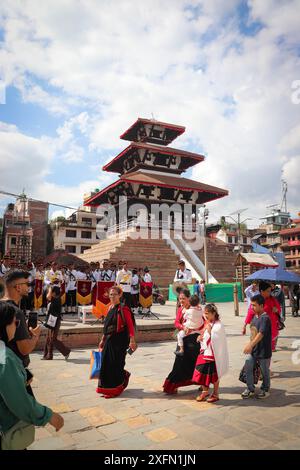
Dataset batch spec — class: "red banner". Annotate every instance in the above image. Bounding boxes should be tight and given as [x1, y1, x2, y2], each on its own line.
[93, 281, 114, 318]
[139, 281, 153, 308]
[76, 280, 92, 305]
[60, 281, 66, 306]
[288, 240, 300, 246]
[34, 279, 43, 309]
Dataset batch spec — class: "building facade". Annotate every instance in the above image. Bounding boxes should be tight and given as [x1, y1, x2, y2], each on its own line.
[28, 200, 49, 261]
[1, 198, 33, 264]
[258, 208, 291, 252]
[280, 218, 300, 272]
[215, 228, 253, 253]
[51, 206, 98, 256]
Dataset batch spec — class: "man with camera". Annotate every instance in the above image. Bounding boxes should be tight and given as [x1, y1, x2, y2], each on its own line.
[1, 269, 41, 396]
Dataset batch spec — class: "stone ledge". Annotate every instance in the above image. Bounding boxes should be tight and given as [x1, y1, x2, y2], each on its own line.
[36, 324, 175, 351]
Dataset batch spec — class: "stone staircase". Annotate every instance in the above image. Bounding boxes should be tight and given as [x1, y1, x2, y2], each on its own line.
[79, 230, 237, 289]
[79, 230, 180, 290]
[197, 238, 237, 283]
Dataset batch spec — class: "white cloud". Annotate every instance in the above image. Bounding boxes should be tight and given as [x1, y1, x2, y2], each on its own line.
[0, 123, 53, 194]
[0, 121, 113, 213]
[0, 0, 299, 224]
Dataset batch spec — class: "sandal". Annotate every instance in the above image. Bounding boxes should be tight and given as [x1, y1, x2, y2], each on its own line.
[206, 394, 219, 403]
[196, 391, 209, 402]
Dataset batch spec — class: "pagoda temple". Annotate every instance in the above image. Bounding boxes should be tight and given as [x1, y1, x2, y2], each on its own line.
[84, 117, 228, 231]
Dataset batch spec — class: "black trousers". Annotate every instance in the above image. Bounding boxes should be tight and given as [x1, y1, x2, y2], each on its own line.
[43, 318, 71, 359]
[122, 292, 132, 308]
[67, 290, 77, 309]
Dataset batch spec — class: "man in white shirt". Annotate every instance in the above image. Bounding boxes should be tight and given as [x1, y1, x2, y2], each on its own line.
[100, 260, 113, 282]
[76, 266, 88, 280]
[26, 262, 36, 313]
[44, 262, 64, 288]
[116, 261, 132, 307]
[109, 262, 117, 282]
[131, 268, 140, 313]
[0, 258, 10, 278]
[66, 263, 78, 313]
[143, 267, 152, 283]
[173, 260, 192, 284]
[244, 281, 258, 307]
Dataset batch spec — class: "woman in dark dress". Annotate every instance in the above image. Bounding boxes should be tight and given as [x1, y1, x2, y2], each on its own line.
[97, 286, 137, 398]
[163, 289, 201, 394]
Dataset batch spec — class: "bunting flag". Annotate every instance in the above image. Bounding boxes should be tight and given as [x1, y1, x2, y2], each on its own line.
[93, 281, 114, 319]
[139, 281, 153, 308]
[91, 283, 97, 307]
[60, 281, 66, 306]
[76, 280, 92, 305]
[34, 279, 43, 309]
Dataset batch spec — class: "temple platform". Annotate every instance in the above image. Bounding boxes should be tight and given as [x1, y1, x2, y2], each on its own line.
[36, 302, 178, 351]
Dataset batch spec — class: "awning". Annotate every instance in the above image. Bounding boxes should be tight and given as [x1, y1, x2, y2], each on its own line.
[252, 234, 263, 240]
[235, 253, 279, 268]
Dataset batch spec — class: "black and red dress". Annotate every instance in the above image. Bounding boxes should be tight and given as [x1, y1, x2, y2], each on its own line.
[96, 303, 135, 398]
[163, 306, 201, 394]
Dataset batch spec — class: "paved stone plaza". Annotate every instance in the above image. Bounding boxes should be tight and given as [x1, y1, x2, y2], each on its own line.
[28, 302, 300, 450]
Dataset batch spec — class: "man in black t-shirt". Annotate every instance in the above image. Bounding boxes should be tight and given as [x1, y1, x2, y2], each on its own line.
[241, 294, 272, 399]
[2, 270, 41, 377]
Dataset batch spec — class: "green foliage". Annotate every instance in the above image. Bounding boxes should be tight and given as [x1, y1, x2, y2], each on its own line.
[50, 216, 66, 223]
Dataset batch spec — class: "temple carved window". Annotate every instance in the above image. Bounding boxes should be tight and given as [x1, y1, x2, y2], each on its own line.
[136, 184, 155, 199]
[174, 189, 193, 203]
[158, 187, 175, 201]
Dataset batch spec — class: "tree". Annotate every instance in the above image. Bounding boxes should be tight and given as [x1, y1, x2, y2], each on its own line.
[50, 216, 66, 223]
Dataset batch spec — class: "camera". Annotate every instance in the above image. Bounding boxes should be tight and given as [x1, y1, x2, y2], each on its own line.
[27, 312, 38, 330]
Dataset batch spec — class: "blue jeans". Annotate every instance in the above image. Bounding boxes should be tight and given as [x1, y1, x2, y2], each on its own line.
[245, 355, 270, 392]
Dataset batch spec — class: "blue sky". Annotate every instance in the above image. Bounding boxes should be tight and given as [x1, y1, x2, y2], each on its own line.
[0, 0, 299, 225]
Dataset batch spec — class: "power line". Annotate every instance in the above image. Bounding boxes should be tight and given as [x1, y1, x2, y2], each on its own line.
[0, 189, 78, 211]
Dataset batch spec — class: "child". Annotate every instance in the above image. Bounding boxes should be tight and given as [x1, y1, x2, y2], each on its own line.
[241, 294, 272, 399]
[192, 304, 229, 403]
[43, 286, 71, 361]
[175, 295, 204, 356]
[200, 280, 206, 305]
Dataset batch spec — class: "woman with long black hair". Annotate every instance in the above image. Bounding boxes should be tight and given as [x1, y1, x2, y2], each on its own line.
[96, 286, 137, 398]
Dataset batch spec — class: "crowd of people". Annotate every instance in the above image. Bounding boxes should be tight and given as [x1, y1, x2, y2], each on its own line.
[0, 258, 154, 314]
[0, 255, 299, 450]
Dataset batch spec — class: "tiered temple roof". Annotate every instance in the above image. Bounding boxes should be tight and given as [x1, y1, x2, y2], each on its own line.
[84, 118, 228, 208]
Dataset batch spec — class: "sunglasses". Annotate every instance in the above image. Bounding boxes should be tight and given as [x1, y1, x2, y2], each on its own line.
[14, 282, 31, 287]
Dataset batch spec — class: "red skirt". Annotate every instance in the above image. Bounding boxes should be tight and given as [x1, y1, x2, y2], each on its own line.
[192, 355, 218, 387]
[96, 370, 131, 398]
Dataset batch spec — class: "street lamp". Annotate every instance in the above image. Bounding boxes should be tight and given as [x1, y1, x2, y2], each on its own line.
[225, 209, 252, 297]
[199, 205, 209, 283]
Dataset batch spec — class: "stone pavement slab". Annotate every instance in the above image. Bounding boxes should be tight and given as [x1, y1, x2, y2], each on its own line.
[27, 301, 300, 450]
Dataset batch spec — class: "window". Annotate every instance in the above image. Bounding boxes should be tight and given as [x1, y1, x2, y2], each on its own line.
[66, 229, 77, 238]
[81, 246, 91, 254]
[228, 236, 232, 243]
[65, 245, 76, 253]
[243, 237, 247, 244]
[81, 231, 92, 239]
[82, 217, 92, 225]
[10, 237, 17, 246]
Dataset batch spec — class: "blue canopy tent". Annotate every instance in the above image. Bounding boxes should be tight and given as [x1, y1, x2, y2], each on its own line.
[246, 267, 300, 284]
